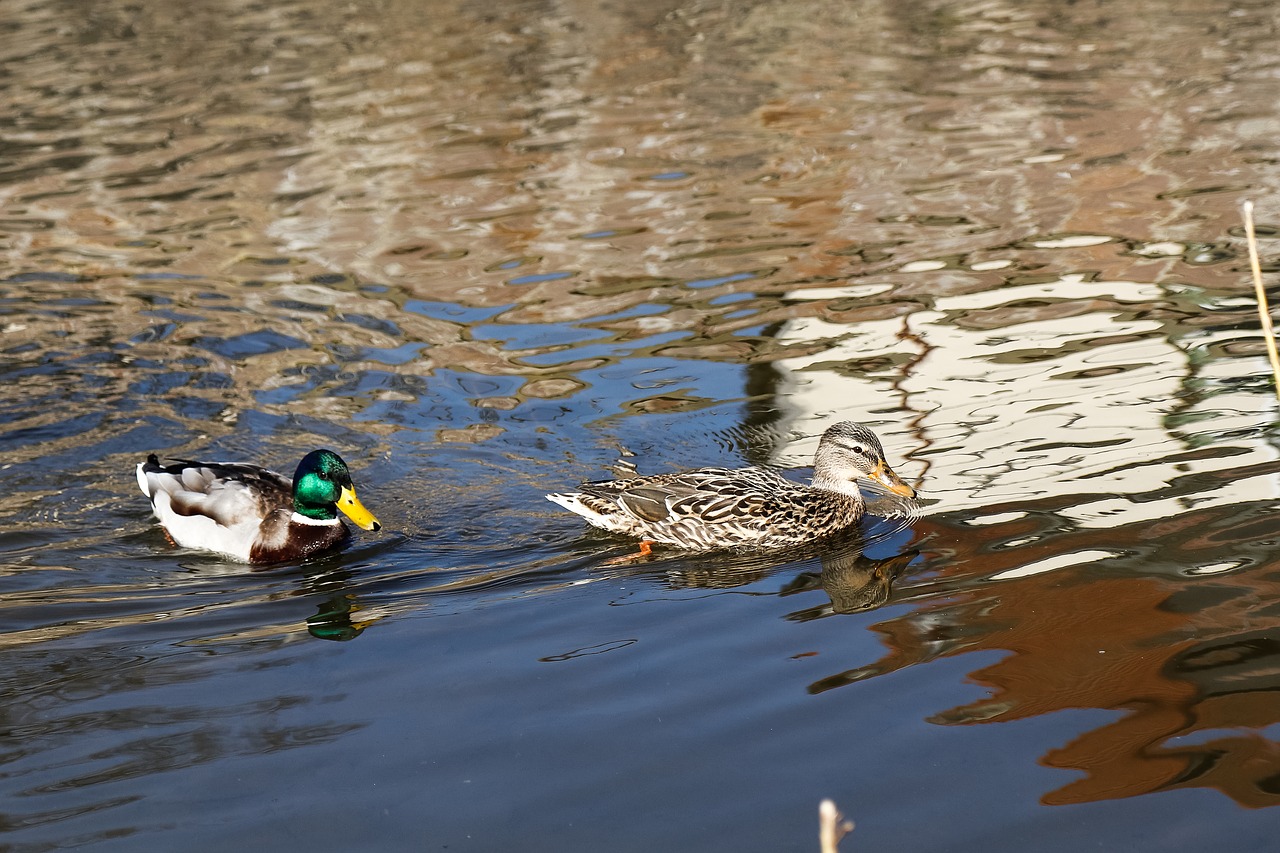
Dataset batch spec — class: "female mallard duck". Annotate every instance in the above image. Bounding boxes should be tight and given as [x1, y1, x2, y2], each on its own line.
[136, 449, 381, 564]
[546, 421, 915, 552]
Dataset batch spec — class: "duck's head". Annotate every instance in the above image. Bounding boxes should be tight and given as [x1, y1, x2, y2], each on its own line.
[813, 422, 916, 499]
[292, 449, 382, 530]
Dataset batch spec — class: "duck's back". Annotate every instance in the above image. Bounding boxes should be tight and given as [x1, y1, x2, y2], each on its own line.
[137, 457, 293, 560]
[553, 465, 863, 549]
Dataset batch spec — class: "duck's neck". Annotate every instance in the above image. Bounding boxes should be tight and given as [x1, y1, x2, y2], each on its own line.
[811, 474, 865, 502]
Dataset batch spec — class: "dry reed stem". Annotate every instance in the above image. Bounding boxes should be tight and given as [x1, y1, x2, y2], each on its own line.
[819, 799, 854, 853]
[1243, 201, 1280, 402]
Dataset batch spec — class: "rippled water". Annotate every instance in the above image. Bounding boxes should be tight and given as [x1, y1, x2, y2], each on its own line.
[4, 0, 1280, 849]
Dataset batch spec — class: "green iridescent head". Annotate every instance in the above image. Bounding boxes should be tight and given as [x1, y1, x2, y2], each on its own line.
[291, 449, 381, 530]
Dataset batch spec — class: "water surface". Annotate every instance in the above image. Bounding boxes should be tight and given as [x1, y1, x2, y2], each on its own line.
[4, 0, 1280, 850]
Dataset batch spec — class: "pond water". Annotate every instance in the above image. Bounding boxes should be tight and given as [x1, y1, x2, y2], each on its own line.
[4, 0, 1280, 849]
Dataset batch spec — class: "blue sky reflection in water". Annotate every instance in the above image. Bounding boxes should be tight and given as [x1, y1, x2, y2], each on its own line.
[3, 0, 1280, 850]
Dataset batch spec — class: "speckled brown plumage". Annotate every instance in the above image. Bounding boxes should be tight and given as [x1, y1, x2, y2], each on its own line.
[547, 422, 916, 551]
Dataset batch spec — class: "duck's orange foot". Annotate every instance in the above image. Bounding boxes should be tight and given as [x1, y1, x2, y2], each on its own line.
[602, 540, 658, 566]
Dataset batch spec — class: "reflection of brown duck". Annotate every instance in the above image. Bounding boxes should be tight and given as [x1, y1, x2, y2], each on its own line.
[781, 547, 918, 621]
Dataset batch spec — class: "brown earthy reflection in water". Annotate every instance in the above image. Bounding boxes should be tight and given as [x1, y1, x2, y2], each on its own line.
[811, 491, 1280, 809]
[3, 0, 1280, 849]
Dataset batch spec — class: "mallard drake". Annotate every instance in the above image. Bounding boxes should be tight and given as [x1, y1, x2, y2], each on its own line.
[136, 449, 381, 564]
[547, 421, 916, 552]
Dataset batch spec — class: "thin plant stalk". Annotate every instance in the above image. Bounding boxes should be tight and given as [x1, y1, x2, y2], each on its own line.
[819, 799, 853, 853]
[1243, 200, 1280, 402]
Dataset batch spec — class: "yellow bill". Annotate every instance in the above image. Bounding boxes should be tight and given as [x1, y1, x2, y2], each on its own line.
[337, 485, 382, 531]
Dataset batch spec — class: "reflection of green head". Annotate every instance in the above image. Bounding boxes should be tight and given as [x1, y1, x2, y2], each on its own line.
[291, 450, 353, 520]
[307, 595, 368, 641]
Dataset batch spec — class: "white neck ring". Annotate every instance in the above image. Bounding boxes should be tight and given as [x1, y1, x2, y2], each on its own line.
[291, 511, 341, 527]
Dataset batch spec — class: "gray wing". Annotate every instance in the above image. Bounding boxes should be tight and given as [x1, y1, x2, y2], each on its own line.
[143, 457, 292, 527]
